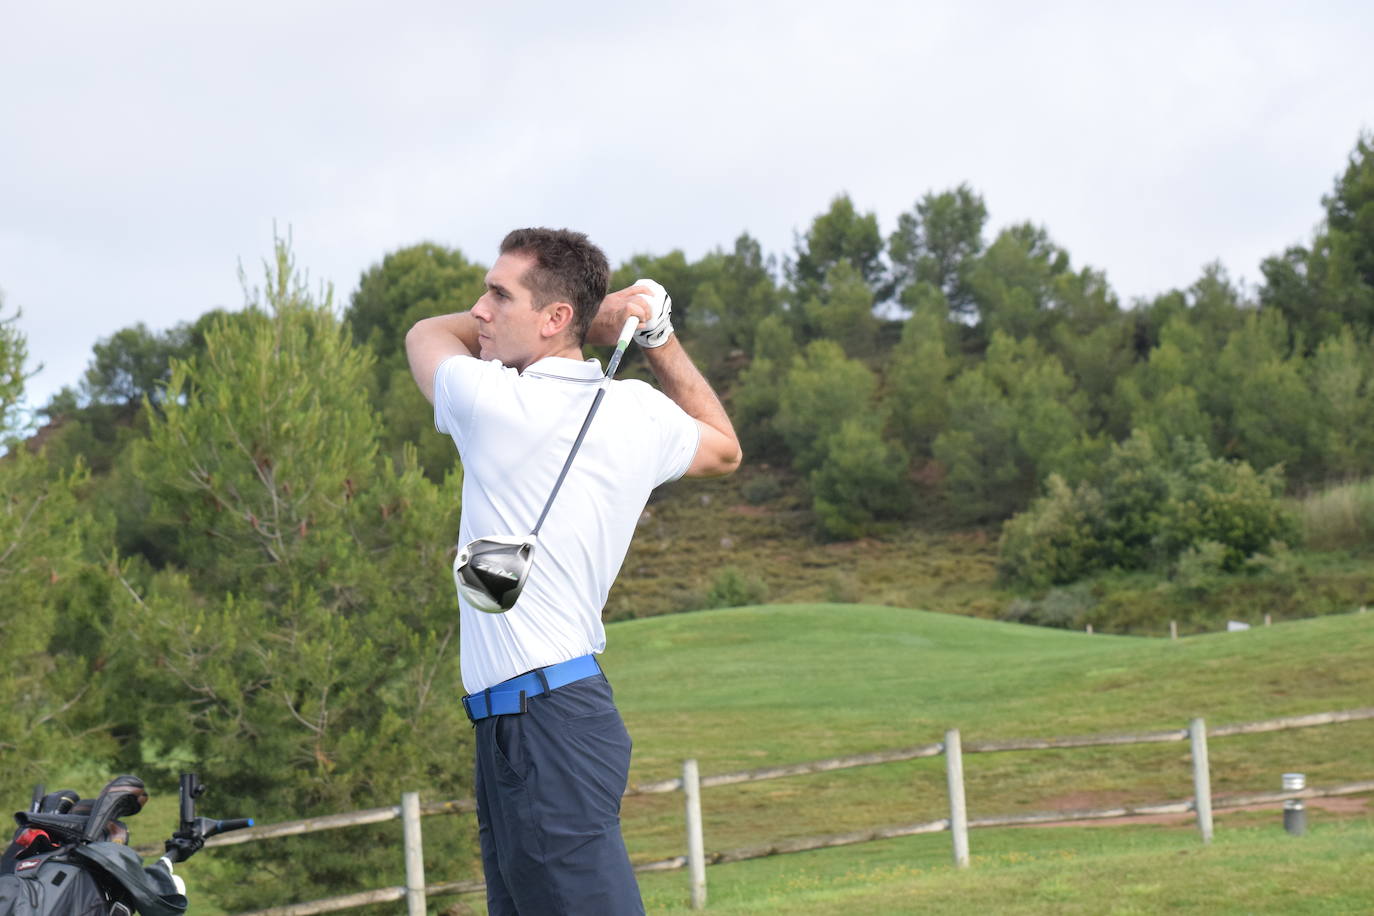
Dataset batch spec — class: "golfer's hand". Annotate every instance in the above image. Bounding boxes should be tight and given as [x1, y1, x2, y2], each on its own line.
[630, 278, 673, 348]
[589, 285, 654, 346]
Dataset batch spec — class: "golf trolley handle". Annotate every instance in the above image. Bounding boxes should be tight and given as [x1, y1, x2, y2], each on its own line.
[530, 315, 638, 537]
[212, 817, 254, 833]
[163, 772, 253, 864]
[178, 773, 203, 828]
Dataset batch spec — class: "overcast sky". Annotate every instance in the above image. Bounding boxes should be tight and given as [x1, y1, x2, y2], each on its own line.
[3, 0, 1371, 411]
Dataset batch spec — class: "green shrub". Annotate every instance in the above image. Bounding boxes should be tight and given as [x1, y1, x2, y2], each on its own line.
[810, 418, 910, 540]
[997, 474, 1103, 588]
[934, 333, 1092, 522]
[999, 431, 1297, 587]
[1171, 539, 1229, 594]
[732, 315, 798, 462]
[999, 585, 1097, 629]
[742, 472, 783, 505]
[775, 340, 878, 472]
[1157, 452, 1299, 570]
[704, 567, 769, 609]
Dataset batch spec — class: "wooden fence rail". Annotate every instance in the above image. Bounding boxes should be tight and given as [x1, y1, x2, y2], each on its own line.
[632, 777, 1374, 872]
[209, 706, 1374, 914]
[198, 798, 476, 850]
[627, 742, 947, 795]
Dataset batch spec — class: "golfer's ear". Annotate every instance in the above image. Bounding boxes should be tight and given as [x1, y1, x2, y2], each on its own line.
[541, 302, 576, 338]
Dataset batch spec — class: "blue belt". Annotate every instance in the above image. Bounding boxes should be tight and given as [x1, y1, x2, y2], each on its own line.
[462, 654, 602, 723]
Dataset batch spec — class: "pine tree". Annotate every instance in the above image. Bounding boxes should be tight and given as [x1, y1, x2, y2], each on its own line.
[119, 235, 472, 905]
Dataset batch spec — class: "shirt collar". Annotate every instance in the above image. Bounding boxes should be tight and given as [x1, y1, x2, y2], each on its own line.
[522, 355, 604, 381]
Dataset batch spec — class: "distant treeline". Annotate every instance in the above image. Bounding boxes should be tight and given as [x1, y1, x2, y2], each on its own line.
[1, 131, 1371, 911]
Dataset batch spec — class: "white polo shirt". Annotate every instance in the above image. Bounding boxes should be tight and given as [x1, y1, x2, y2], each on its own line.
[434, 354, 700, 693]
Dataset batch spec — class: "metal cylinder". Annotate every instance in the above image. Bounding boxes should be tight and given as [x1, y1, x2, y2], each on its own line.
[1284, 800, 1306, 836]
[1282, 773, 1306, 836]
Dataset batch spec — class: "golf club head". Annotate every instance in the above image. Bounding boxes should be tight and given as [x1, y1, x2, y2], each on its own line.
[38, 788, 80, 815]
[454, 535, 536, 613]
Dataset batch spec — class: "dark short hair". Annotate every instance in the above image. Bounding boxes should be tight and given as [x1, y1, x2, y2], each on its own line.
[499, 228, 610, 345]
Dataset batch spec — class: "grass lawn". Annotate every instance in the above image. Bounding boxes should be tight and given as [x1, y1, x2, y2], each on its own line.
[164, 602, 1373, 914]
[637, 816, 1374, 914]
[600, 604, 1374, 889]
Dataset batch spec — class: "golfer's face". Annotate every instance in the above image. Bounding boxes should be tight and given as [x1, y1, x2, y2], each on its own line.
[473, 252, 544, 368]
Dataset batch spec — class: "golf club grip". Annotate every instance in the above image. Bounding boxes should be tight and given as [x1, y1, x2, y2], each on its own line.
[605, 316, 639, 377]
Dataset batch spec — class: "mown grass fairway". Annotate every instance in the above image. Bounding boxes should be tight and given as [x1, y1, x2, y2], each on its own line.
[145, 604, 1374, 914]
[637, 818, 1374, 914]
[596, 605, 1374, 909]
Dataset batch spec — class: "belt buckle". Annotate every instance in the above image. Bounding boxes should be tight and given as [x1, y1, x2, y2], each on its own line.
[461, 693, 482, 723]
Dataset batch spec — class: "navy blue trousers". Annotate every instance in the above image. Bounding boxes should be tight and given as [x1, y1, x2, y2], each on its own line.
[473, 673, 644, 916]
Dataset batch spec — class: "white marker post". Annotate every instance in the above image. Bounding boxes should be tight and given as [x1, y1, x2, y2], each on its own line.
[1189, 719, 1214, 844]
[683, 758, 707, 909]
[401, 792, 425, 916]
[945, 729, 970, 868]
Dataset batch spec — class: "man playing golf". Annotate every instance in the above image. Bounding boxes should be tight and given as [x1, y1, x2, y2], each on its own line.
[406, 228, 740, 915]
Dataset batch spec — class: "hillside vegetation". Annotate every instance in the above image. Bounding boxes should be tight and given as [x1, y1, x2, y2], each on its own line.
[3, 132, 1374, 912]
[609, 464, 1373, 635]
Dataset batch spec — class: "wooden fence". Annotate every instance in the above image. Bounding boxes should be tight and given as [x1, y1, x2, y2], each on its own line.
[179, 706, 1374, 915]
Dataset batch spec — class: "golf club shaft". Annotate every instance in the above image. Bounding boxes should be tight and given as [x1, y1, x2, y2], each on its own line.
[530, 317, 638, 536]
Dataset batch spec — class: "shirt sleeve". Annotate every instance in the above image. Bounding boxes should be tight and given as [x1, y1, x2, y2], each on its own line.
[640, 385, 702, 486]
[433, 355, 500, 451]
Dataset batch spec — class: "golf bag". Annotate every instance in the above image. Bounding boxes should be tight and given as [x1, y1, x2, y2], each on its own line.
[0, 774, 249, 916]
[0, 849, 112, 916]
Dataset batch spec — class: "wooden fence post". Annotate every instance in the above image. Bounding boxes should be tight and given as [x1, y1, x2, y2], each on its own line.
[945, 729, 969, 868]
[1189, 719, 1214, 844]
[401, 792, 425, 916]
[683, 759, 707, 910]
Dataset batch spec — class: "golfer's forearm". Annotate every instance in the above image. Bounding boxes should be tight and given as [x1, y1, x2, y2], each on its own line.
[405, 312, 480, 403]
[645, 337, 741, 473]
[409, 312, 480, 353]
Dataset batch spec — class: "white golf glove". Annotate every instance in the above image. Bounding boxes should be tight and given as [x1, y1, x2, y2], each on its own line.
[633, 278, 673, 348]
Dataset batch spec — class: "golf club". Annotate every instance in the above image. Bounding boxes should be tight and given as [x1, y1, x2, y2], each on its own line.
[454, 314, 641, 613]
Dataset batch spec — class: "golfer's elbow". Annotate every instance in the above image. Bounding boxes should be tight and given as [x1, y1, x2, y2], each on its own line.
[405, 316, 444, 353]
[687, 429, 742, 478]
[718, 439, 743, 475]
[405, 319, 455, 404]
[404, 319, 431, 363]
